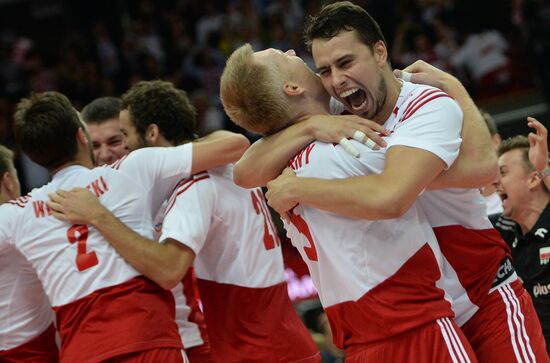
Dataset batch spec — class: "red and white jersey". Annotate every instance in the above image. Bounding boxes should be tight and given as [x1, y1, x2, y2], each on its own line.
[0, 165, 183, 361]
[0, 248, 53, 350]
[160, 165, 319, 362]
[112, 144, 208, 350]
[0, 165, 151, 307]
[161, 165, 284, 288]
[383, 81, 511, 325]
[283, 140, 453, 349]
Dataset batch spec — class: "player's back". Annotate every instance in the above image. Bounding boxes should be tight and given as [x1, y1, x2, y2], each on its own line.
[283, 140, 453, 350]
[162, 165, 320, 363]
[0, 165, 182, 362]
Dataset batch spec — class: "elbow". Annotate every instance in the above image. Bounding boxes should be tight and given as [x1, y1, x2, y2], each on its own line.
[356, 194, 411, 220]
[233, 161, 257, 188]
[229, 134, 251, 162]
[156, 265, 191, 290]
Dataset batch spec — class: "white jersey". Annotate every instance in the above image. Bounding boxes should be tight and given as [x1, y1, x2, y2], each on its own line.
[112, 144, 208, 349]
[110, 143, 193, 216]
[383, 81, 511, 325]
[160, 165, 320, 363]
[161, 164, 284, 288]
[0, 165, 151, 307]
[282, 140, 453, 349]
[0, 248, 53, 350]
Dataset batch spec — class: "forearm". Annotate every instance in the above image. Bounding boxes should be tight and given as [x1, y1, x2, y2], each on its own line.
[89, 208, 194, 289]
[192, 130, 250, 174]
[234, 121, 316, 188]
[286, 176, 413, 220]
[430, 77, 497, 189]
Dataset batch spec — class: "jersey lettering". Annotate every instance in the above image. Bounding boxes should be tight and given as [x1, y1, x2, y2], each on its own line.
[67, 224, 98, 271]
[250, 189, 280, 250]
[289, 209, 318, 261]
[33, 200, 52, 218]
[289, 144, 315, 170]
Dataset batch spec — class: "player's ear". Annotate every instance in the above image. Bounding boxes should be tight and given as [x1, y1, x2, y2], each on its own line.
[283, 82, 304, 97]
[145, 124, 160, 144]
[373, 40, 387, 66]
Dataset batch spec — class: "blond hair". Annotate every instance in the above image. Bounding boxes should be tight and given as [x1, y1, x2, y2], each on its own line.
[220, 44, 293, 135]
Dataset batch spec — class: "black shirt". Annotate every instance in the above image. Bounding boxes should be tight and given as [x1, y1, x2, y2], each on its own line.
[492, 202, 550, 353]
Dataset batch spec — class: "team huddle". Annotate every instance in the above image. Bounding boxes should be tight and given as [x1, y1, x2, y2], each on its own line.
[1, 2, 549, 363]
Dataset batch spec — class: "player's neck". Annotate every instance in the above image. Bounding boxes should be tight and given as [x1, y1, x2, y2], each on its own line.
[513, 194, 550, 234]
[373, 74, 402, 125]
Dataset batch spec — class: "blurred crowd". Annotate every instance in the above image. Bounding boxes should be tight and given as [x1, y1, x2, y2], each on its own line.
[0, 0, 547, 153]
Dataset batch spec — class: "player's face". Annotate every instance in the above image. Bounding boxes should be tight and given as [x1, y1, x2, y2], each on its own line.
[87, 119, 129, 166]
[119, 109, 146, 151]
[254, 48, 325, 94]
[312, 30, 388, 123]
[496, 149, 533, 218]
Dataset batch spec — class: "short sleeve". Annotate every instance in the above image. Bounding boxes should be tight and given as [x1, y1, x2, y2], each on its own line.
[386, 96, 463, 169]
[159, 173, 215, 255]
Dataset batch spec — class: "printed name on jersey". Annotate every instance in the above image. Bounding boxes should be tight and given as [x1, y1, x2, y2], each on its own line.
[164, 172, 210, 216]
[32, 176, 109, 219]
[400, 88, 452, 123]
[289, 144, 315, 171]
[533, 282, 550, 298]
[540, 247, 550, 265]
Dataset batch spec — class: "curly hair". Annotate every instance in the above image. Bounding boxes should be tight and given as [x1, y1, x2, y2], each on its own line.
[121, 80, 197, 144]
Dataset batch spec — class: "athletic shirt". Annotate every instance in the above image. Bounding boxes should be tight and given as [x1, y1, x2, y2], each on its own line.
[383, 81, 511, 325]
[160, 164, 320, 363]
[0, 248, 53, 350]
[113, 144, 208, 350]
[283, 140, 453, 349]
[0, 165, 184, 362]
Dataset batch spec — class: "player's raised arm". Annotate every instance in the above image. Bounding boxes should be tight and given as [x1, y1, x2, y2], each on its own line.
[395, 60, 498, 189]
[192, 130, 250, 175]
[47, 188, 195, 290]
[234, 115, 387, 188]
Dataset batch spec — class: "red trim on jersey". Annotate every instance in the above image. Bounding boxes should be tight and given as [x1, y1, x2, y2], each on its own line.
[53, 276, 182, 363]
[324, 244, 453, 349]
[433, 225, 510, 306]
[109, 154, 129, 170]
[0, 324, 58, 363]
[7, 195, 31, 208]
[197, 279, 320, 363]
[181, 268, 211, 351]
[402, 89, 439, 116]
[402, 93, 451, 122]
[164, 173, 210, 215]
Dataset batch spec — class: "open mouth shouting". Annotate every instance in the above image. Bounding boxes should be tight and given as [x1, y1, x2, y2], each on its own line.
[339, 87, 369, 114]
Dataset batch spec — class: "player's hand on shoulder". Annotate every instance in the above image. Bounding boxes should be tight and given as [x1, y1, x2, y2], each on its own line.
[307, 114, 388, 157]
[266, 167, 299, 221]
[47, 188, 103, 225]
[394, 60, 456, 91]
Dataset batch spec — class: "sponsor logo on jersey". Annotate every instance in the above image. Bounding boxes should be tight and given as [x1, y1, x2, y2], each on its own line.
[512, 238, 518, 248]
[535, 228, 548, 239]
[533, 282, 550, 298]
[540, 247, 550, 266]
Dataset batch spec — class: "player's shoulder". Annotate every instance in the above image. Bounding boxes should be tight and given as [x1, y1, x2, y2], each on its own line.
[399, 81, 460, 121]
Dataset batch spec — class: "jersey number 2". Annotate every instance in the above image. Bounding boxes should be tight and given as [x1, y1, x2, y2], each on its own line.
[67, 225, 98, 271]
[251, 189, 280, 250]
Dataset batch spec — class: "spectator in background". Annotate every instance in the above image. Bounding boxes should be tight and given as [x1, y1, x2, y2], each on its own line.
[479, 109, 503, 216]
[494, 117, 550, 353]
[81, 97, 128, 166]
